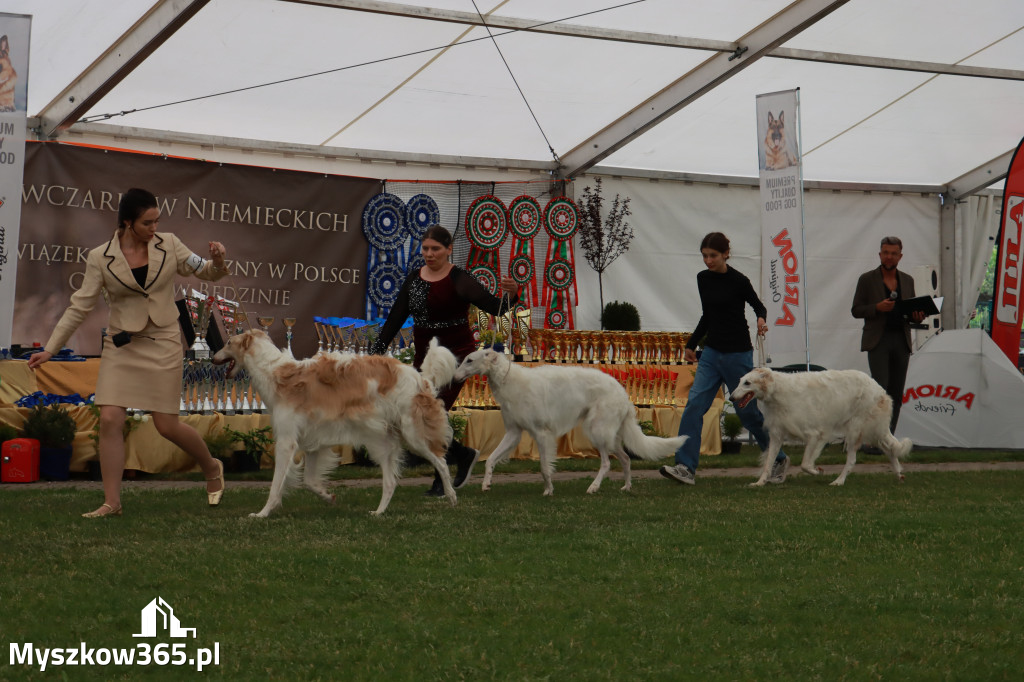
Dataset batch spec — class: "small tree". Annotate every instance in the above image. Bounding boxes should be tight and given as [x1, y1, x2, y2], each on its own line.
[577, 177, 633, 327]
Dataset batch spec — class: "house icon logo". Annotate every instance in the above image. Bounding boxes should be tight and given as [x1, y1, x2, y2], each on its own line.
[133, 597, 197, 638]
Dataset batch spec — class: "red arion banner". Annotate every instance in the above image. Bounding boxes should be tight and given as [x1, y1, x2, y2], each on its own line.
[990, 134, 1024, 364]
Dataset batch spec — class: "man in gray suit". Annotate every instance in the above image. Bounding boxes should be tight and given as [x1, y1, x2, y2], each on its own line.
[851, 236, 927, 433]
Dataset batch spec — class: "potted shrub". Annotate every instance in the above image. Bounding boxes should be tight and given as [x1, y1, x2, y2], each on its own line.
[601, 300, 641, 331]
[23, 404, 78, 480]
[223, 425, 274, 472]
[721, 412, 744, 454]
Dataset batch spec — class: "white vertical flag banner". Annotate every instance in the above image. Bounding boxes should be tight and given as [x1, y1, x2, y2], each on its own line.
[756, 88, 808, 365]
[0, 13, 31, 349]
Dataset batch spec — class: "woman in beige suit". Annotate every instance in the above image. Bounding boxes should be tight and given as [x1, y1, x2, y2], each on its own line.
[28, 188, 230, 518]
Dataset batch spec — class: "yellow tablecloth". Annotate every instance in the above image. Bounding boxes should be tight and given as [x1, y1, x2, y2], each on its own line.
[0, 358, 723, 473]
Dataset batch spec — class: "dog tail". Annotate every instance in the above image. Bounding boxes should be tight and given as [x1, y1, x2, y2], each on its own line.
[880, 433, 913, 459]
[420, 337, 458, 396]
[619, 418, 687, 461]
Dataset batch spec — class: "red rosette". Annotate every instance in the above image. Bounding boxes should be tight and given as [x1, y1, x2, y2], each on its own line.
[543, 196, 579, 240]
[508, 195, 542, 240]
[464, 196, 508, 251]
[468, 264, 499, 296]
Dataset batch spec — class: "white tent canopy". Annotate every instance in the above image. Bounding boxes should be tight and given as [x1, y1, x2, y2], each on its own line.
[7, 0, 1023, 370]
[14, 0, 1024, 190]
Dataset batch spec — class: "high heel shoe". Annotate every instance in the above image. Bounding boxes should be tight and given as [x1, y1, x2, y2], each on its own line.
[82, 503, 122, 518]
[207, 459, 225, 506]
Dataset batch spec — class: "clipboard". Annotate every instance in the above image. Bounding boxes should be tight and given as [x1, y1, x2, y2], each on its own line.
[897, 295, 941, 317]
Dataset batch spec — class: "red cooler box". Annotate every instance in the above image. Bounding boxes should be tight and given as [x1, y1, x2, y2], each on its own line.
[2, 438, 40, 483]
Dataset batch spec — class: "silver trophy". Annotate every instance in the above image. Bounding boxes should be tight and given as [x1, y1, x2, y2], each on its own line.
[283, 317, 296, 356]
[185, 289, 214, 360]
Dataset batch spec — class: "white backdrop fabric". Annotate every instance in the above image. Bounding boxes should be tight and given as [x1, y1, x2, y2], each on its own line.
[572, 176, 939, 372]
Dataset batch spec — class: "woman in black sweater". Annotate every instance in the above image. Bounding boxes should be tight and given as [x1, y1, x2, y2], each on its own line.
[659, 232, 789, 486]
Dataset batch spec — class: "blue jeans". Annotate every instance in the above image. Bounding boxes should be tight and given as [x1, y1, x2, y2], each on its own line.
[674, 347, 785, 472]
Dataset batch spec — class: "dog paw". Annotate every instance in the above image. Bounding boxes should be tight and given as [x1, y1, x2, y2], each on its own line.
[898, 474, 906, 483]
[248, 512, 268, 518]
[829, 479, 845, 486]
[586, 485, 599, 494]
[543, 489, 554, 497]
[369, 510, 384, 516]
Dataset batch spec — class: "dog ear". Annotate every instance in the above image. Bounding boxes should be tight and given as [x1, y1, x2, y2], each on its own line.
[238, 331, 254, 352]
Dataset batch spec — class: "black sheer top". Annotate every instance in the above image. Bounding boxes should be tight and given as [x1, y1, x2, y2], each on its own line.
[370, 266, 516, 356]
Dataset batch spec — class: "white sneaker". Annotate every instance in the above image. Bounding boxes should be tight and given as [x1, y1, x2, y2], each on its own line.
[659, 464, 695, 485]
[767, 455, 790, 484]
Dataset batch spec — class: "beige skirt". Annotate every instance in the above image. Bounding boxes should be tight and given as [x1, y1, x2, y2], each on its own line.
[94, 319, 184, 414]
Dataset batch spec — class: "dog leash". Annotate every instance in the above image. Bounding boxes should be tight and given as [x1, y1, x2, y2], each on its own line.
[755, 334, 768, 369]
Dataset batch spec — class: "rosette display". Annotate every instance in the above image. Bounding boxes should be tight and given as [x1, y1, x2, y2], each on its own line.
[543, 196, 579, 241]
[546, 307, 566, 329]
[362, 192, 407, 319]
[509, 253, 534, 286]
[507, 195, 541, 309]
[468, 264, 499, 296]
[367, 261, 405, 312]
[465, 196, 508, 251]
[362, 193, 406, 251]
[403, 193, 438, 274]
[540, 196, 581, 330]
[544, 259, 573, 291]
[509, 195, 541, 240]
[464, 195, 508, 297]
[404, 193, 438, 241]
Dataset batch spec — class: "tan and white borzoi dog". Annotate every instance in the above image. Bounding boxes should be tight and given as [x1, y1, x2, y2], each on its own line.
[211, 330, 458, 516]
[730, 367, 911, 487]
[454, 349, 687, 495]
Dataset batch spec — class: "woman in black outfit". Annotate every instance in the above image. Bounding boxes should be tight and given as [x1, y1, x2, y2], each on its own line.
[370, 225, 518, 495]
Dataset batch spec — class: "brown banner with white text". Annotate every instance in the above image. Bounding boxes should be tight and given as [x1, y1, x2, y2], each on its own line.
[18, 142, 381, 359]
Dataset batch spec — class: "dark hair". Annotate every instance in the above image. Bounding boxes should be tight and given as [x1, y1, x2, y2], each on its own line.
[422, 224, 453, 248]
[118, 188, 157, 230]
[700, 232, 730, 254]
[880, 236, 903, 250]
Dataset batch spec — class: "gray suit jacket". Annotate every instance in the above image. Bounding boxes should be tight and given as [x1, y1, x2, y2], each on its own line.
[851, 267, 916, 352]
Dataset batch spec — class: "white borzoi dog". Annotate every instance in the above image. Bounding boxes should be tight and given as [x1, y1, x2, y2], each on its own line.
[730, 367, 911, 487]
[453, 349, 687, 495]
[212, 330, 458, 516]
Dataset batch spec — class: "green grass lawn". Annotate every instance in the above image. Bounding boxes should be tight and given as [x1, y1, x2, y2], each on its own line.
[2, 459, 1023, 681]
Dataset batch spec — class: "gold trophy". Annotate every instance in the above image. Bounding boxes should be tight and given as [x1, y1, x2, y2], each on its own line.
[515, 308, 532, 359]
[256, 315, 275, 338]
[593, 332, 607, 365]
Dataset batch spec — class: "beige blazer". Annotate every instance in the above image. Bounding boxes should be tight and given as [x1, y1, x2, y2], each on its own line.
[44, 232, 228, 354]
